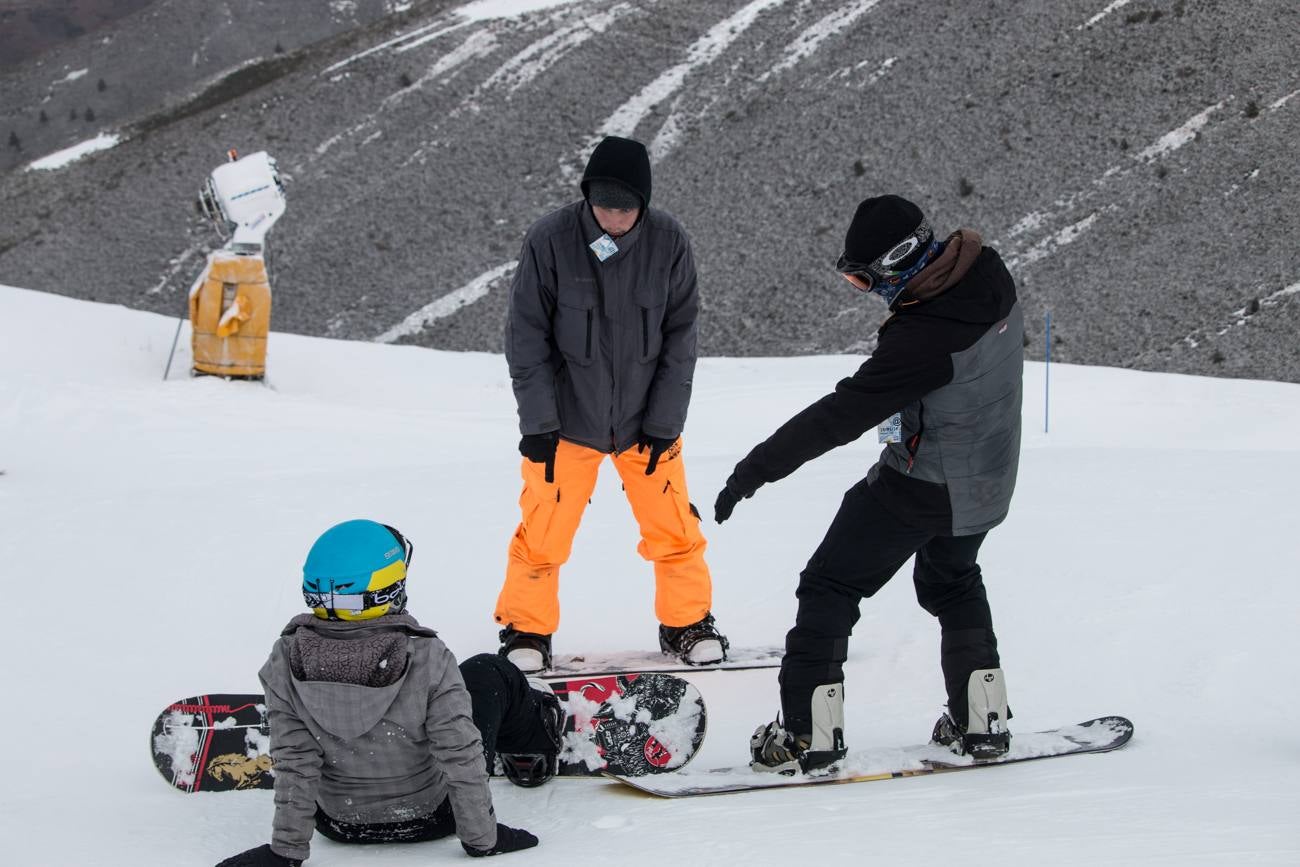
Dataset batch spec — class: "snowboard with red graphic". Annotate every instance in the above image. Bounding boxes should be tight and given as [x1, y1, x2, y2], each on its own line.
[150, 673, 706, 792]
[151, 695, 273, 793]
[546, 672, 707, 777]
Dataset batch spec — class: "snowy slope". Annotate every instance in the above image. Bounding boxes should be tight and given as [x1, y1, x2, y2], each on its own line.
[1, 284, 1298, 865]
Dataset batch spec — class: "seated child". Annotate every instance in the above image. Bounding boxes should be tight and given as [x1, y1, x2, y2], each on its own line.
[218, 520, 561, 866]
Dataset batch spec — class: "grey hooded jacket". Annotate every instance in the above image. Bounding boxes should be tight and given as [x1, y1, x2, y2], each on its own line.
[258, 613, 497, 861]
[505, 201, 699, 453]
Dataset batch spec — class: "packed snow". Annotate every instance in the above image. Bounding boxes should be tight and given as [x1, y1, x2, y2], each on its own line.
[456, 0, 585, 22]
[375, 261, 518, 343]
[597, 0, 786, 141]
[1077, 0, 1136, 29]
[1134, 101, 1228, 162]
[763, 0, 881, 79]
[25, 133, 122, 171]
[1, 284, 1298, 864]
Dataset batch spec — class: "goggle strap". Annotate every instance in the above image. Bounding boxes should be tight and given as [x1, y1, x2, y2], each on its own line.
[381, 523, 414, 570]
[305, 577, 407, 614]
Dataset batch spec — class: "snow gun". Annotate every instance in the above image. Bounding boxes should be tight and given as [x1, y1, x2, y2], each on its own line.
[195, 148, 286, 254]
[165, 149, 287, 381]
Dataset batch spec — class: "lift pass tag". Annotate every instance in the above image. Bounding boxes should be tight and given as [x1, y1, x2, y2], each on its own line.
[589, 234, 619, 262]
[878, 413, 903, 444]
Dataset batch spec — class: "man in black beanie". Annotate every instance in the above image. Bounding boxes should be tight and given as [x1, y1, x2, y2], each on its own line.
[715, 194, 1023, 773]
[496, 135, 727, 673]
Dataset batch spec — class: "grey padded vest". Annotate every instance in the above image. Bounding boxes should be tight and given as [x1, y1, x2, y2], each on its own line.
[870, 302, 1023, 535]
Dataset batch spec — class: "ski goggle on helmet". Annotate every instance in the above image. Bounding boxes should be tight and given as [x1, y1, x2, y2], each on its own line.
[302, 519, 414, 621]
[836, 218, 939, 305]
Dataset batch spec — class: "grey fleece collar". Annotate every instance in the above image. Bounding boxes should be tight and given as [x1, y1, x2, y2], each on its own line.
[282, 612, 437, 688]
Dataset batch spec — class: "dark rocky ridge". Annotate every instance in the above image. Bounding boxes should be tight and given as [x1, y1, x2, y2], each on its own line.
[1, 0, 1296, 382]
[0, 0, 156, 70]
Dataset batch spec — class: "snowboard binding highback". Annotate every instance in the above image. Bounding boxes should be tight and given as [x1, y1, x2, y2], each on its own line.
[931, 668, 1011, 760]
[750, 683, 847, 775]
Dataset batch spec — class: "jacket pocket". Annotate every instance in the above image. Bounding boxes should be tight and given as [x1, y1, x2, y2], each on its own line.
[633, 284, 665, 362]
[555, 292, 596, 366]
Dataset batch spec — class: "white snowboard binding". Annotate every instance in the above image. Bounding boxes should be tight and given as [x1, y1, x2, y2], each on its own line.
[750, 683, 847, 774]
[931, 668, 1011, 759]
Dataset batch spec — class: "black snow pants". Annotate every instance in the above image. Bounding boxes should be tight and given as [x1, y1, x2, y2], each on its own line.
[779, 477, 1001, 734]
[315, 797, 456, 845]
[459, 652, 558, 767]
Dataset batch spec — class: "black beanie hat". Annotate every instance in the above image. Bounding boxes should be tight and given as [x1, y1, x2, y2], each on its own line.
[843, 195, 927, 264]
[587, 179, 643, 210]
[581, 136, 652, 210]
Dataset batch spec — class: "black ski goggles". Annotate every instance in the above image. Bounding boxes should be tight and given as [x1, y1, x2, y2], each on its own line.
[836, 219, 937, 299]
[303, 579, 408, 613]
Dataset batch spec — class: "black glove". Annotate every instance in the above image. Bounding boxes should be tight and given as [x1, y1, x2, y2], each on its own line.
[713, 477, 754, 524]
[215, 844, 299, 867]
[462, 823, 540, 857]
[519, 432, 559, 483]
[637, 432, 676, 476]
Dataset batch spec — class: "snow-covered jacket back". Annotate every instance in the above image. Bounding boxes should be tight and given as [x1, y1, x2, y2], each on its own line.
[258, 612, 497, 861]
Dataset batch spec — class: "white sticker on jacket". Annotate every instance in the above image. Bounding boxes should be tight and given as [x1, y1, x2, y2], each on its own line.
[878, 413, 903, 444]
[589, 234, 619, 262]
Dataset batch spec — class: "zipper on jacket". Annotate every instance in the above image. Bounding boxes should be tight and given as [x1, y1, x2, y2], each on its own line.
[641, 307, 649, 357]
[905, 405, 925, 474]
[584, 309, 593, 360]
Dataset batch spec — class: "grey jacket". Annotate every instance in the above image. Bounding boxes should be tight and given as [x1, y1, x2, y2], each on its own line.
[505, 201, 699, 452]
[259, 613, 497, 861]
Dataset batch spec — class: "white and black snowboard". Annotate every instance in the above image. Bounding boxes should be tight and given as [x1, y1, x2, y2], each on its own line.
[606, 715, 1133, 797]
[546, 645, 783, 676]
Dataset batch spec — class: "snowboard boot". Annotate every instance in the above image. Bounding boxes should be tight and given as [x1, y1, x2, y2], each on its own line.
[750, 683, 847, 775]
[498, 625, 552, 674]
[658, 612, 729, 665]
[930, 668, 1011, 760]
[500, 677, 565, 788]
[499, 751, 557, 788]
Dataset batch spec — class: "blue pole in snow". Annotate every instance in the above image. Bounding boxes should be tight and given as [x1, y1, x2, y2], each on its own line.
[1044, 311, 1051, 434]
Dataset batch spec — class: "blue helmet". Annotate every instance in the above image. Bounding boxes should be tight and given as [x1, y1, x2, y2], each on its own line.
[302, 520, 412, 621]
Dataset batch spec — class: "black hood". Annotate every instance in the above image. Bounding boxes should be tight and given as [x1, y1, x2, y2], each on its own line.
[581, 135, 652, 209]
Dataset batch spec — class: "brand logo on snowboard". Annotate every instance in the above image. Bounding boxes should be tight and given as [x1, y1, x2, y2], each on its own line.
[643, 736, 672, 768]
[169, 703, 236, 714]
[206, 753, 274, 789]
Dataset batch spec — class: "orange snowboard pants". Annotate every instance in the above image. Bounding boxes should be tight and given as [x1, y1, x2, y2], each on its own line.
[495, 437, 712, 635]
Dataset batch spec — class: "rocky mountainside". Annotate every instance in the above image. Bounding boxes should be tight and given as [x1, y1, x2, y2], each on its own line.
[1, 0, 156, 70]
[0, 0, 410, 172]
[2, 0, 1296, 382]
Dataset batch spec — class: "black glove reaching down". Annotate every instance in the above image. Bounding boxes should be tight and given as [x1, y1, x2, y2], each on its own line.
[637, 432, 676, 476]
[215, 844, 299, 867]
[713, 477, 754, 524]
[462, 824, 540, 857]
[519, 432, 559, 483]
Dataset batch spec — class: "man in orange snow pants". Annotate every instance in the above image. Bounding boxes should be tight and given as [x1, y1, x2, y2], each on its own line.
[495, 135, 727, 673]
